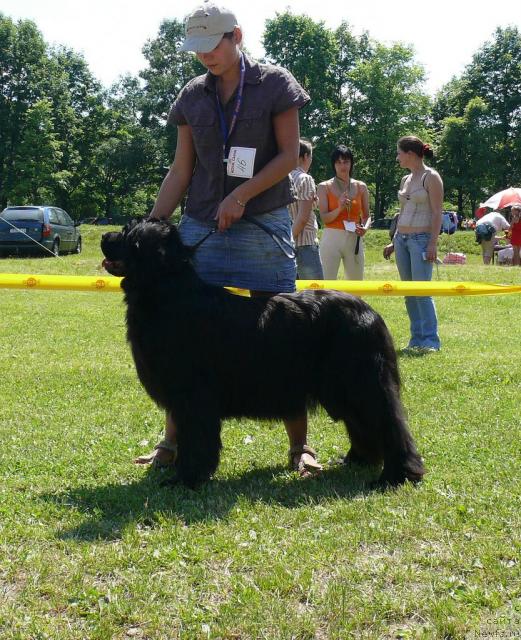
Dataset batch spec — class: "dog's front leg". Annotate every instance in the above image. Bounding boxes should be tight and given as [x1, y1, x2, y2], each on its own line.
[172, 397, 222, 489]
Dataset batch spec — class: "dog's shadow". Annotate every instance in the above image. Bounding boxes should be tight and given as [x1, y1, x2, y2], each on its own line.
[41, 463, 378, 542]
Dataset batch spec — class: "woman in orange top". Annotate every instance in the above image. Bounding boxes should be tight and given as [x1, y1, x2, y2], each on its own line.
[317, 145, 371, 280]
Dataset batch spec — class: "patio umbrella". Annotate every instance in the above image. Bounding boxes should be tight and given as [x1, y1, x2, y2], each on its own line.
[475, 206, 488, 219]
[481, 187, 521, 210]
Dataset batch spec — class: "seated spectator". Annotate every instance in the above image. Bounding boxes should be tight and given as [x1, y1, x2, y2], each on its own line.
[475, 210, 510, 264]
[497, 246, 514, 266]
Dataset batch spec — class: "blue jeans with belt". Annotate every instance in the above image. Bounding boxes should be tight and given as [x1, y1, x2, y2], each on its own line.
[394, 232, 440, 350]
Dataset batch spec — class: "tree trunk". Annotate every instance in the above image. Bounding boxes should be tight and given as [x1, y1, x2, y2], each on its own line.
[374, 184, 381, 220]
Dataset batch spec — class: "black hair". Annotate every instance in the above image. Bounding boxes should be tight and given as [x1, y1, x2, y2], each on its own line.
[398, 136, 434, 160]
[331, 145, 354, 176]
[299, 139, 313, 159]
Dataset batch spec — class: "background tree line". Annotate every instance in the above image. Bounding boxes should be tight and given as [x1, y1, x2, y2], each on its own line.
[1, 12, 520, 220]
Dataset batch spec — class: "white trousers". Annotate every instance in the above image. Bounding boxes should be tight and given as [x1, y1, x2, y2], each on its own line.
[319, 228, 364, 280]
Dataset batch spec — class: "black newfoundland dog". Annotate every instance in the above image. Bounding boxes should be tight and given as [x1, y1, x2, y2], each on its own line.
[101, 219, 424, 488]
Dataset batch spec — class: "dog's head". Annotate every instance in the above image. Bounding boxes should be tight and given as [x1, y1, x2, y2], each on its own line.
[101, 219, 193, 280]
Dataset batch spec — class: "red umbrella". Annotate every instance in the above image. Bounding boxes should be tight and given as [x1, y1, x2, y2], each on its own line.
[481, 187, 521, 210]
[475, 206, 488, 219]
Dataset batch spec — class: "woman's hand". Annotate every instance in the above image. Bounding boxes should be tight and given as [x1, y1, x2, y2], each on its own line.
[339, 192, 351, 210]
[355, 224, 367, 236]
[383, 243, 394, 260]
[426, 241, 438, 262]
[215, 194, 246, 231]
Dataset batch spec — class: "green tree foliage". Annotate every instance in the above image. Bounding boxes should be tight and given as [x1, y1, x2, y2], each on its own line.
[0, 15, 47, 207]
[437, 98, 495, 214]
[0, 15, 163, 219]
[92, 127, 160, 218]
[464, 26, 521, 188]
[433, 26, 521, 201]
[9, 99, 62, 203]
[263, 13, 338, 132]
[263, 13, 342, 180]
[345, 43, 430, 218]
[139, 19, 203, 160]
[43, 47, 107, 217]
[263, 13, 429, 218]
[2, 11, 520, 223]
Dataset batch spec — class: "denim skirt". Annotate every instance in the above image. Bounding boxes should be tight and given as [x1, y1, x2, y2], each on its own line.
[178, 207, 296, 292]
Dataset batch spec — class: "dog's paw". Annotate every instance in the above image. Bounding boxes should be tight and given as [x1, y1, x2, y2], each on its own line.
[158, 471, 182, 488]
[159, 471, 208, 491]
[343, 449, 381, 468]
[375, 469, 423, 489]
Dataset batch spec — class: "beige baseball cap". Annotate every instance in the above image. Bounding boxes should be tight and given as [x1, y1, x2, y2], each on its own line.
[180, 3, 238, 53]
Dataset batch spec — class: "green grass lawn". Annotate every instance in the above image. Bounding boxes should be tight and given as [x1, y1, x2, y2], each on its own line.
[0, 227, 520, 639]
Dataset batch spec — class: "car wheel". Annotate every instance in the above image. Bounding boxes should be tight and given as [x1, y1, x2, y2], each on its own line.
[51, 239, 60, 257]
[75, 237, 82, 254]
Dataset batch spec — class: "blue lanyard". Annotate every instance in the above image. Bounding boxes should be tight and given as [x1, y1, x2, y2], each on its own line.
[216, 53, 246, 162]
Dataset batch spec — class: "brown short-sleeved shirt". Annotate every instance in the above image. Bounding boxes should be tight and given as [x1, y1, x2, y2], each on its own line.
[168, 54, 310, 222]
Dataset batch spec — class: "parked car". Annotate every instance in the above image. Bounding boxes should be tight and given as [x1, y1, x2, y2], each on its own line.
[0, 206, 82, 256]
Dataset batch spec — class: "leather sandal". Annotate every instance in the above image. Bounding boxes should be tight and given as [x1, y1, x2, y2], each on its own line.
[288, 444, 323, 477]
[153, 439, 177, 467]
[134, 439, 177, 468]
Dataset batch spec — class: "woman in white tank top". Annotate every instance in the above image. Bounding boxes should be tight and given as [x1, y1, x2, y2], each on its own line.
[384, 136, 444, 351]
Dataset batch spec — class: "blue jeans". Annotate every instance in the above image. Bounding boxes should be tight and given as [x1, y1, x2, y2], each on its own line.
[178, 208, 296, 292]
[394, 232, 440, 350]
[296, 244, 324, 279]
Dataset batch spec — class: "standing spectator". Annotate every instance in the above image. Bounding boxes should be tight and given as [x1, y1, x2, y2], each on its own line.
[317, 145, 371, 280]
[475, 210, 510, 264]
[289, 139, 323, 279]
[135, 2, 322, 477]
[383, 136, 443, 352]
[508, 204, 521, 266]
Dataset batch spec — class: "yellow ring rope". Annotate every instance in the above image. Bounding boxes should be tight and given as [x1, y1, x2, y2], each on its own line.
[1, 273, 520, 297]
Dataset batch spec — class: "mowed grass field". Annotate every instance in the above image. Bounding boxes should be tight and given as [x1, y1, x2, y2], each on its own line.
[0, 226, 520, 639]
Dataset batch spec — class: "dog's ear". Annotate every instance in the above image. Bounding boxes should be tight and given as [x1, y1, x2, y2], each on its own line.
[124, 217, 142, 232]
[124, 220, 194, 276]
[166, 223, 194, 263]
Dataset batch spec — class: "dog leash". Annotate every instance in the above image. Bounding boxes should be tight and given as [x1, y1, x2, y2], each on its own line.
[0, 215, 64, 259]
[189, 214, 295, 259]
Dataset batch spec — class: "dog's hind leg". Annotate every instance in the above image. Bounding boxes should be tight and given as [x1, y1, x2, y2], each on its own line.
[345, 371, 424, 487]
[364, 348, 425, 487]
[332, 394, 424, 487]
[319, 387, 384, 468]
[373, 390, 425, 487]
[170, 396, 222, 489]
[319, 358, 424, 487]
[342, 413, 384, 467]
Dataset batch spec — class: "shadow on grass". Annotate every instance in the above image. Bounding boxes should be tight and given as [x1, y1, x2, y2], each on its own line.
[397, 347, 439, 358]
[40, 462, 379, 541]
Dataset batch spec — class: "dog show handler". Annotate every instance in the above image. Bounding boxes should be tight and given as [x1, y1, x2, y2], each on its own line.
[137, 1, 322, 477]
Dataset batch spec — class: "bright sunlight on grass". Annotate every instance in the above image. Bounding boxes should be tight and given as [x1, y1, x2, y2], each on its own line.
[0, 227, 520, 639]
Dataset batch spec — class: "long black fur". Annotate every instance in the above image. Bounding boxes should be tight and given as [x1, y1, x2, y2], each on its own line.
[101, 219, 425, 488]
